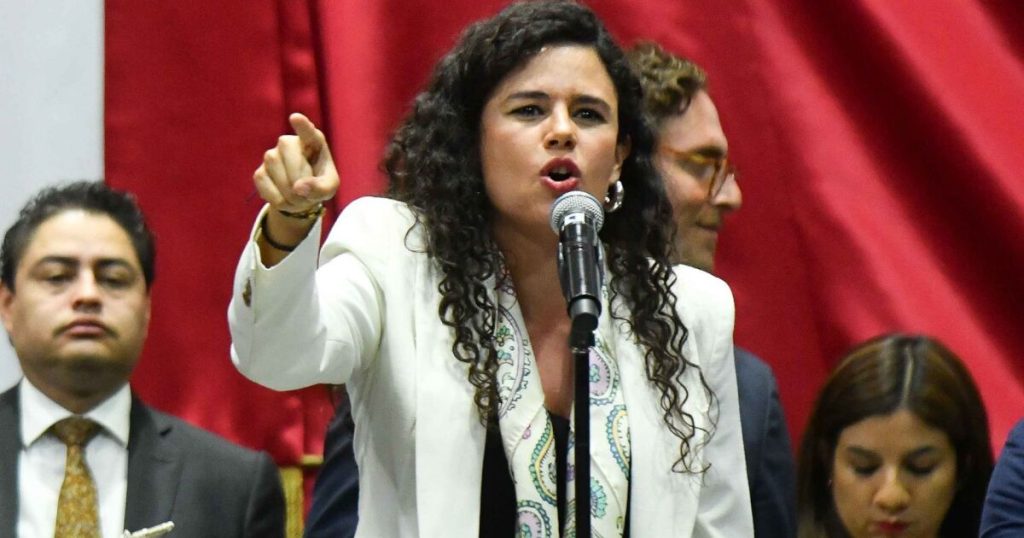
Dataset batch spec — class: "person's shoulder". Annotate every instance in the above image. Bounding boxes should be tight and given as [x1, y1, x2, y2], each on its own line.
[132, 403, 284, 535]
[734, 346, 778, 411]
[324, 196, 426, 259]
[0, 385, 17, 408]
[338, 196, 417, 228]
[672, 264, 732, 302]
[671, 265, 735, 327]
[144, 406, 273, 468]
[1003, 418, 1024, 455]
[1010, 418, 1024, 441]
[0, 386, 16, 429]
[734, 347, 774, 381]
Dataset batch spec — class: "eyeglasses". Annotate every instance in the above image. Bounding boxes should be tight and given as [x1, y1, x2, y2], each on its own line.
[663, 150, 737, 200]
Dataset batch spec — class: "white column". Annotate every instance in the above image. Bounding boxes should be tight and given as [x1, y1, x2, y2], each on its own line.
[0, 0, 104, 390]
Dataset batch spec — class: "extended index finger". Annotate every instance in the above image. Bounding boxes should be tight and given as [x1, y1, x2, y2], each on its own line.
[289, 112, 325, 159]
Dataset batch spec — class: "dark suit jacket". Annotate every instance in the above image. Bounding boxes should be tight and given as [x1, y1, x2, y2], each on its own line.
[735, 347, 797, 538]
[0, 385, 285, 537]
[305, 350, 797, 538]
[981, 418, 1024, 537]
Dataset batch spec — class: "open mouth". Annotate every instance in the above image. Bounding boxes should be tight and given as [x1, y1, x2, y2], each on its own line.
[540, 159, 582, 193]
[549, 169, 572, 182]
[541, 159, 581, 182]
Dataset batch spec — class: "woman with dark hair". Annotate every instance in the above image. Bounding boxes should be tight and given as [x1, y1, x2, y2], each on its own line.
[797, 333, 993, 538]
[229, 1, 750, 535]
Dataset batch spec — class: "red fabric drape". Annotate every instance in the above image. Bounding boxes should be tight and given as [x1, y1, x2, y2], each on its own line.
[316, 0, 1024, 450]
[105, 0, 1024, 503]
[105, 0, 335, 508]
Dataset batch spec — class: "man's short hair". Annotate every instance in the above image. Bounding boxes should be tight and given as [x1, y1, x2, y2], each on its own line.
[0, 181, 155, 291]
[628, 41, 708, 123]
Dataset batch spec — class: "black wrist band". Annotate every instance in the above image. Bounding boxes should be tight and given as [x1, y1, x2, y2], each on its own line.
[259, 214, 299, 252]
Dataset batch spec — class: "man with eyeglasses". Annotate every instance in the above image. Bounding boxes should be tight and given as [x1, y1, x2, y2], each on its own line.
[629, 42, 797, 538]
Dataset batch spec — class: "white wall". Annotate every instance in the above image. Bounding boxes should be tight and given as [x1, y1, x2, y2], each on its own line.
[0, 0, 104, 390]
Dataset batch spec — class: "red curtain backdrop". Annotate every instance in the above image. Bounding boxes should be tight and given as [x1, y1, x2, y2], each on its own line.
[105, 0, 1024, 495]
[104, 0, 335, 507]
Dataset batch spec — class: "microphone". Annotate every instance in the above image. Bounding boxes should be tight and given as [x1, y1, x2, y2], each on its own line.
[549, 191, 605, 349]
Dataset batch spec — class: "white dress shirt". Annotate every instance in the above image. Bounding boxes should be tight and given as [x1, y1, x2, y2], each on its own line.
[18, 378, 130, 538]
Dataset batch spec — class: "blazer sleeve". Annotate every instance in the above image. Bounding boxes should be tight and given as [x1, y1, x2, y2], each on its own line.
[243, 451, 287, 538]
[229, 198, 406, 390]
[981, 419, 1024, 537]
[679, 268, 755, 537]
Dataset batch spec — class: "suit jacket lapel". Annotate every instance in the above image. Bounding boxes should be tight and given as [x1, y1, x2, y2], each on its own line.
[124, 397, 181, 532]
[0, 386, 20, 538]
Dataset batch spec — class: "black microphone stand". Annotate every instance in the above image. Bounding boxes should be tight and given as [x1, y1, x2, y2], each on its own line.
[551, 191, 604, 537]
[570, 318, 595, 538]
[561, 226, 601, 538]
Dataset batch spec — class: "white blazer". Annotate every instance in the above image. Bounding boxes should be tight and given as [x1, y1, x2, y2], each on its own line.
[229, 197, 753, 537]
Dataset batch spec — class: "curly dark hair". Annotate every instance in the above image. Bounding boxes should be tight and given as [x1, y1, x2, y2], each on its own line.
[383, 0, 712, 472]
[797, 333, 994, 537]
[628, 41, 708, 124]
[1, 180, 155, 291]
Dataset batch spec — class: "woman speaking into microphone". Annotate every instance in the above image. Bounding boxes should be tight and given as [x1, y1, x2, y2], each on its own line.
[227, 1, 750, 536]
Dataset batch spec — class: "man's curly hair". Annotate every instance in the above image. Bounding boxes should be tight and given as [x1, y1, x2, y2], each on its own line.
[628, 41, 708, 123]
[383, 0, 714, 473]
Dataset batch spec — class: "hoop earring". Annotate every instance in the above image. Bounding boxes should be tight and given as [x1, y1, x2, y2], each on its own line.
[604, 180, 624, 213]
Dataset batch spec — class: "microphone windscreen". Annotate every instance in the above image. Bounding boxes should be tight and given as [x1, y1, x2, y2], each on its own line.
[549, 191, 605, 234]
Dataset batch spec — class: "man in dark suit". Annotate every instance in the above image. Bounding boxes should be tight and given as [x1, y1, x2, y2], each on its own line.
[629, 41, 797, 538]
[0, 181, 284, 537]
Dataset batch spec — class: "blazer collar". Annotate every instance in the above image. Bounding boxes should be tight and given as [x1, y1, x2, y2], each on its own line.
[123, 397, 182, 532]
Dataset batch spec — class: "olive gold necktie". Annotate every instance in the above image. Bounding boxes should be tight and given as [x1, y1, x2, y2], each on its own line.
[51, 416, 101, 538]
